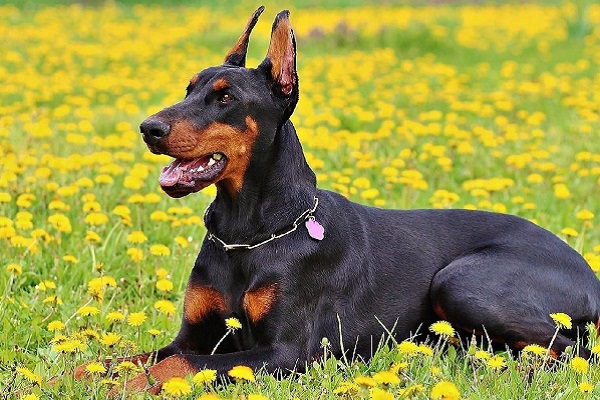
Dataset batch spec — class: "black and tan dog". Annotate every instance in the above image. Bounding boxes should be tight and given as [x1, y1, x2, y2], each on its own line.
[88, 6, 600, 394]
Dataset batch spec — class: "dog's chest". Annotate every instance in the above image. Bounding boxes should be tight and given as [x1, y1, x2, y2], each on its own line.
[182, 280, 279, 326]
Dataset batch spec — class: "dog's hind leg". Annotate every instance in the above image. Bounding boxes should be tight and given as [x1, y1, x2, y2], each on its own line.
[429, 250, 600, 358]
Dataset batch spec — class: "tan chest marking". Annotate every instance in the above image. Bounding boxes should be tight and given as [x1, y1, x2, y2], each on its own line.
[242, 283, 279, 324]
[184, 284, 228, 324]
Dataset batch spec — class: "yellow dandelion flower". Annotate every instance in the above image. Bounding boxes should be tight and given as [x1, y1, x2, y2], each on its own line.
[372, 370, 401, 386]
[127, 311, 147, 327]
[156, 278, 174, 292]
[389, 362, 408, 374]
[550, 312, 572, 329]
[47, 213, 72, 233]
[591, 344, 600, 355]
[106, 311, 125, 323]
[77, 305, 100, 316]
[150, 210, 170, 221]
[48, 200, 69, 211]
[474, 350, 491, 360]
[369, 387, 394, 400]
[85, 231, 102, 243]
[148, 329, 161, 336]
[96, 174, 114, 184]
[85, 212, 109, 226]
[522, 344, 546, 356]
[47, 320, 65, 332]
[21, 394, 39, 400]
[333, 381, 360, 394]
[174, 236, 189, 247]
[355, 375, 377, 387]
[162, 377, 192, 397]
[83, 200, 101, 212]
[361, 188, 380, 200]
[38, 280, 56, 291]
[17, 367, 42, 385]
[127, 247, 144, 262]
[571, 356, 589, 374]
[144, 193, 161, 203]
[100, 378, 119, 386]
[154, 299, 176, 316]
[156, 268, 170, 279]
[225, 317, 242, 330]
[99, 332, 121, 347]
[487, 355, 506, 370]
[50, 334, 68, 344]
[430, 381, 460, 400]
[553, 183, 571, 199]
[417, 343, 434, 356]
[127, 231, 148, 243]
[579, 381, 594, 393]
[63, 254, 79, 264]
[397, 340, 419, 356]
[150, 244, 171, 256]
[16, 193, 35, 207]
[114, 361, 141, 375]
[248, 395, 269, 400]
[85, 362, 107, 374]
[80, 329, 100, 340]
[561, 227, 578, 237]
[112, 205, 131, 218]
[52, 339, 86, 353]
[576, 210, 594, 221]
[197, 394, 223, 400]
[429, 321, 455, 338]
[0, 192, 11, 203]
[128, 194, 145, 203]
[6, 263, 22, 275]
[43, 295, 63, 305]
[228, 365, 255, 382]
[193, 369, 217, 385]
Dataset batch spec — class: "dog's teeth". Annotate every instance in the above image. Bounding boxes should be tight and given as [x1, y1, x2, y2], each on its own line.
[208, 158, 216, 167]
[213, 153, 222, 161]
[197, 165, 205, 172]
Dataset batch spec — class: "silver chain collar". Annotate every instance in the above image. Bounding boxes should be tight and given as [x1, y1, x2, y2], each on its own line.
[204, 196, 319, 251]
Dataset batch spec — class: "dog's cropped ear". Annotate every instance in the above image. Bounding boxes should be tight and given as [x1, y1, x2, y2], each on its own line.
[224, 6, 265, 67]
[259, 10, 297, 96]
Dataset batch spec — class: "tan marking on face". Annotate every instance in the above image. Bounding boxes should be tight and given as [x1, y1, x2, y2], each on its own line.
[156, 116, 259, 195]
[189, 74, 200, 86]
[184, 284, 228, 324]
[243, 283, 279, 324]
[212, 78, 229, 91]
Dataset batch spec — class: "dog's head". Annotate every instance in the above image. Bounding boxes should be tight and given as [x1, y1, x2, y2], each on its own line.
[140, 7, 298, 198]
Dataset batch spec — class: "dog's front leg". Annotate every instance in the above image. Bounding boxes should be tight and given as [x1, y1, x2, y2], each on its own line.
[109, 345, 299, 396]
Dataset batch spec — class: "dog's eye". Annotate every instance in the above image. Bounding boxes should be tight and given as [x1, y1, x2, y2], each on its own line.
[218, 93, 233, 104]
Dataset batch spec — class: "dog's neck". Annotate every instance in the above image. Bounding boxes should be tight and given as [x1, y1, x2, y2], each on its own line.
[206, 120, 317, 244]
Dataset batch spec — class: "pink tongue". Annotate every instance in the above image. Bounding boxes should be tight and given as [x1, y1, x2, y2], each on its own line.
[159, 159, 193, 187]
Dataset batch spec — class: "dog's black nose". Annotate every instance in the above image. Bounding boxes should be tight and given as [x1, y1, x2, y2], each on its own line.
[140, 118, 171, 141]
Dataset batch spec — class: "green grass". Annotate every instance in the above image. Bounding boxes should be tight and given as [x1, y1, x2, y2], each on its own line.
[2, 0, 600, 399]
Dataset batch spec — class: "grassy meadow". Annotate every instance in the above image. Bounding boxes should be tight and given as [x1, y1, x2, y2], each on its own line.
[2, 0, 600, 398]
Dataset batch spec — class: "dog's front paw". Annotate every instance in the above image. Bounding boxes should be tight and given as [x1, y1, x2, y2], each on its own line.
[107, 354, 196, 397]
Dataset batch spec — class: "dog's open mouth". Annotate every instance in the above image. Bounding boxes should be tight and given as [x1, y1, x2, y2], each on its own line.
[158, 153, 227, 198]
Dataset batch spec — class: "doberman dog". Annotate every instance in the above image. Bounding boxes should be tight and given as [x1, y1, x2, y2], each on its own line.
[83, 6, 600, 394]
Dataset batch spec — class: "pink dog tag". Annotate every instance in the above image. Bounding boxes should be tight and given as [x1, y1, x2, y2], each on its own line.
[305, 218, 324, 241]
